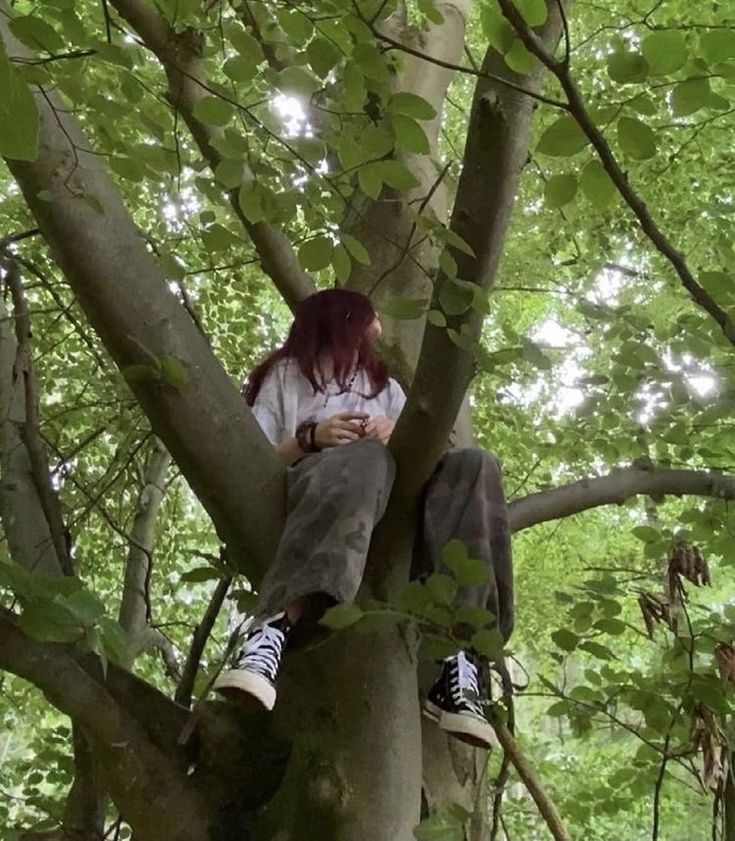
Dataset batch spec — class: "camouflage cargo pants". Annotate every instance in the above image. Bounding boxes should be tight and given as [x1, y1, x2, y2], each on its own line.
[256, 438, 513, 642]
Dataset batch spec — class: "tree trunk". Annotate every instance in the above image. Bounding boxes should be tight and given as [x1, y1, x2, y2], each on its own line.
[253, 624, 421, 841]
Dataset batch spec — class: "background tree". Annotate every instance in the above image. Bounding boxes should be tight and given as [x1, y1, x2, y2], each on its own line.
[0, 0, 734, 839]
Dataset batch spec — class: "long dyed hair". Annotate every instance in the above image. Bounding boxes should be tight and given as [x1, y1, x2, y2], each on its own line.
[244, 289, 389, 406]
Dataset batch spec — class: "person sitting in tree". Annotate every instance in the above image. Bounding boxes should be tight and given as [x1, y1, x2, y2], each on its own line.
[214, 288, 513, 750]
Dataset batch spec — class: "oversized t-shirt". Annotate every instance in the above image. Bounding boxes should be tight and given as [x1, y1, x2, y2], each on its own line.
[251, 358, 406, 445]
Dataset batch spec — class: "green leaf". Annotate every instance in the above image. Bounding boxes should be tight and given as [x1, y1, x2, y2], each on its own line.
[536, 115, 589, 157]
[341, 233, 371, 266]
[110, 156, 145, 182]
[480, 5, 515, 55]
[358, 164, 383, 199]
[321, 602, 363, 629]
[122, 364, 161, 385]
[388, 92, 437, 121]
[471, 627, 504, 660]
[438, 277, 474, 316]
[551, 628, 580, 652]
[298, 236, 334, 272]
[453, 605, 495, 627]
[214, 159, 244, 190]
[238, 182, 265, 224]
[671, 77, 710, 117]
[425, 573, 457, 606]
[434, 226, 475, 256]
[9, 16, 65, 53]
[607, 51, 649, 84]
[181, 566, 222, 583]
[64, 589, 105, 624]
[580, 159, 616, 208]
[522, 339, 552, 370]
[439, 248, 457, 279]
[517, 0, 548, 26]
[544, 173, 578, 208]
[227, 25, 265, 62]
[701, 30, 735, 65]
[98, 617, 129, 665]
[442, 539, 489, 587]
[382, 296, 428, 320]
[504, 39, 538, 75]
[0, 40, 39, 161]
[630, 525, 660, 542]
[276, 66, 320, 97]
[307, 36, 342, 78]
[641, 30, 688, 76]
[332, 244, 351, 283]
[391, 114, 430, 154]
[19, 599, 82, 643]
[223, 55, 258, 84]
[353, 42, 389, 83]
[372, 160, 419, 191]
[0, 561, 81, 599]
[159, 355, 189, 390]
[594, 618, 627, 635]
[617, 116, 657, 160]
[192, 96, 234, 127]
[400, 579, 432, 614]
[202, 223, 237, 252]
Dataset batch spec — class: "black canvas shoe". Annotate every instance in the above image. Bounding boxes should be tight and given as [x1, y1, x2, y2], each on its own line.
[423, 651, 498, 750]
[214, 612, 293, 710]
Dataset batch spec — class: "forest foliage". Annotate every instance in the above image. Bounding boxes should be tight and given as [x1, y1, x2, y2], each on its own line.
[0, 0, 734, 839]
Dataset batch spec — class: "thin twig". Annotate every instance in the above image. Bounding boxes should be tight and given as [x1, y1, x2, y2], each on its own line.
[174, 572, 232, 707]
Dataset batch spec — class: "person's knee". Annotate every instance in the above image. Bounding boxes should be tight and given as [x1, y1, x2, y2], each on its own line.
[329, 438, 395, 485]
[354, 438, 396, 482]
[444, 447, 501, 478]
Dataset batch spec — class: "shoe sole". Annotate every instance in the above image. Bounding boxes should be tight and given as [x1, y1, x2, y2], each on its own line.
[422, 700, 498, 750]
[213, 670, 276, 711]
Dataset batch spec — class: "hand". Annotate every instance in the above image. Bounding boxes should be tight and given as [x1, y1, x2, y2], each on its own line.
[363, 415, 394, 445]
[314, 412, 369, 448]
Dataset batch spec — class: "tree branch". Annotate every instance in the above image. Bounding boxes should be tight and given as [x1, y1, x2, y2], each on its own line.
[118, 437, 171, 666]
[175, 573, 231, 708]
[509, 465, 735, 532]
[387, 4, 565, 509]
[493, 722, 572, 841]
[496, 0, 735, 349]
[0, 5, 287, 579]
[105, 0, 314, 312]
[1, 255, 73, 575]
[0, 611, 210, 841]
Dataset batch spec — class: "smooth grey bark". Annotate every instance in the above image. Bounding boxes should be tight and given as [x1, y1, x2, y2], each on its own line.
[253, 626, 422, 841]
[0, 296, 59, 576]
[118, 437, 172, 667]
[508, 466, 735, 532]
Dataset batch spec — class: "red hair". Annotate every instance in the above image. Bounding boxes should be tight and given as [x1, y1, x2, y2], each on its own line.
[244, 289, 389, 406]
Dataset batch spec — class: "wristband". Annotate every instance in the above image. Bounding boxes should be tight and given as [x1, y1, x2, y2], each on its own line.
[296, 421, 320, 453]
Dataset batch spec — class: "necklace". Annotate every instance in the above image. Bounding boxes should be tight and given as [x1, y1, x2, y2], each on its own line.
[323, 370, 359, 407]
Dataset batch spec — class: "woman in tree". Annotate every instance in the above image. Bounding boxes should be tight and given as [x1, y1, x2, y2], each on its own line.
[214, 288, 512, 750]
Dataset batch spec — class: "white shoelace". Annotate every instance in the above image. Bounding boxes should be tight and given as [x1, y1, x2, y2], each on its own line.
[449, 651, 484, 713]
[237, 623, 286, 679]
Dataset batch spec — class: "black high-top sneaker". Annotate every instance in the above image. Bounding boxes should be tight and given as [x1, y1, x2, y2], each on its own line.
[214, 612, 293, 710]
[422, 650, 498, 750]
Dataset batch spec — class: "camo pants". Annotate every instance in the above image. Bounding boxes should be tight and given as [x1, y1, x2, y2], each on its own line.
[256, 438, 514, 642]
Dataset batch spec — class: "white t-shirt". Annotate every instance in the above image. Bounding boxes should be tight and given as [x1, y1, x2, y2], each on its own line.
[251, 358, 406, 445]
